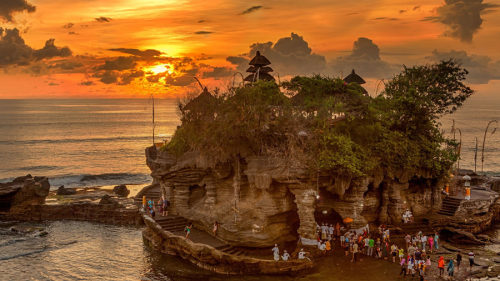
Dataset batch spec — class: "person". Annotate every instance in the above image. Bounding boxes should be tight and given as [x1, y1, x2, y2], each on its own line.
[425, 256, 431, 274]
[369, 237, 375, 257]
[340, 233, 345, 248]
[321, 223, 327, 240]
[281, 250, 290, 261]
[364, 236, 370, 255]
[162, 197, 169, 216]
[428, 235, 434, 253]
[405, 234, 412, 249]
[325, 239, 331, 254]
[329, 224, 334, 238]
[421, 235, 427, 251]
[438, 256, 445, 276]
[272, 244, 280, 261]
[399, 247, 405, 263]
[150, 207, 155, 218]
[434, 232, 440, 250]
[407, 256, 415, 277]
[319, 241, 326, 254]
[447, 259, 455, 277]
[298, 248, 311, 261]
[456, 252, 462, 270]
[351, 241, 358, 263]
[408, 244, 416, 257]
[391, 243, 398, 263]
[468, 251, 475, 271]
[344, 236, 350, 256]
[212, 221, 219, 236]
[399, 257, 407, 277]
[184, 223, 192, 239]
[335, 222, 340, 237]
[157, 198, 162, 214]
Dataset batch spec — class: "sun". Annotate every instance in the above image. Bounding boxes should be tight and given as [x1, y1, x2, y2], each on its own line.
[146, 64, 173, 75]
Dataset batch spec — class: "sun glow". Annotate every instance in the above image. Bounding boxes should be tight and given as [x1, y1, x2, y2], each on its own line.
[145, 64, 173, 75]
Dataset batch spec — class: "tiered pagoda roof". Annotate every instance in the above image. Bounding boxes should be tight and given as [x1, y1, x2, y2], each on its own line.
[343, 69, 366, 84]
[244, 51, 275, 82]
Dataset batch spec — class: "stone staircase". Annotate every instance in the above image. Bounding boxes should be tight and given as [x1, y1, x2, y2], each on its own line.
[134, 185, 162, 206]
[437, 196, 462, 216]
[155, 215, 189, 233]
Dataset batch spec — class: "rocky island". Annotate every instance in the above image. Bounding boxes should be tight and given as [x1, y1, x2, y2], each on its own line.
[140, 52, 500, 277]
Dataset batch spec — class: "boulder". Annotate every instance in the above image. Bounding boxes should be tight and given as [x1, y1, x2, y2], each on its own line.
[56, 185, 77, 195]
[0, 175, 50, 212]
[99, 194, 121, 206]
[113, 185, 130, 197]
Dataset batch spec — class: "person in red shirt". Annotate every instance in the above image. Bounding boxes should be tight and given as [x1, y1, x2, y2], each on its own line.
[438, 256, 445, 276]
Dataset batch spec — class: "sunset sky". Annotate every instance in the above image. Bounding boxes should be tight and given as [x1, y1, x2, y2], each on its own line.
[0, 0, 499, 98]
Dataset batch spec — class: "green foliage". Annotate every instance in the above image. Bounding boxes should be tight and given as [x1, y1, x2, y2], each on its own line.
[167, 61, 473, 179]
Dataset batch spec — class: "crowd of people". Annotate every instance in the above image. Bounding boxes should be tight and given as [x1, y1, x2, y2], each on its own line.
[271, 220, 476, 280]
[145, 196, 170, 217]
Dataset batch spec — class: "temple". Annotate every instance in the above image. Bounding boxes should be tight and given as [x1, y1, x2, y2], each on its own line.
[244, 51, 275, 82]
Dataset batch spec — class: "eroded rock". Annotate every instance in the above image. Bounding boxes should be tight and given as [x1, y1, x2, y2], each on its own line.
[113, 185, 130, 197]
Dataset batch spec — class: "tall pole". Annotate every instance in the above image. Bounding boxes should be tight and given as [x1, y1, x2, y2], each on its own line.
[481, 120, 498, 174]
[457, 128, 462, 175]
[152, 94, 155, 145]
[474, 137, 478, 173]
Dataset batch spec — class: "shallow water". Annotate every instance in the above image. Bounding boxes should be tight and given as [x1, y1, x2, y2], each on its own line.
[0, 221, 405, 281]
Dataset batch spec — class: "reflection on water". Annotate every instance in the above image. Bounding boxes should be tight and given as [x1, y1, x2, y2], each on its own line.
[0, 221, 405, 281]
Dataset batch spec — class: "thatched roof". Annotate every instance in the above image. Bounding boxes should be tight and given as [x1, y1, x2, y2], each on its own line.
[183, 87, 217, 111]
[343, 69, 366, 84]
[244, 72, 275, 82]
[246, 66, 273, 73]
[249, 51, 271, 66]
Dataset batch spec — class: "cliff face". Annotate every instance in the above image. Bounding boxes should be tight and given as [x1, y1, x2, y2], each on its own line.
[146, 146, 444, 247]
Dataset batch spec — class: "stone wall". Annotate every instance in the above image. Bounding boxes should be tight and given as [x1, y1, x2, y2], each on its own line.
[2, 203, 143, 226]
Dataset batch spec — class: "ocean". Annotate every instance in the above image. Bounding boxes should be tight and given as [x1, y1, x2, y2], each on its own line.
[0, 99, 180, 188]
[0, 95, 498, 190]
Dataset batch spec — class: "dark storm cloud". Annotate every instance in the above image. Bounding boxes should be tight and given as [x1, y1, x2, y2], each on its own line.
[96, 70, 119, 84]
[399, 10, 407, 14]
[98, 56, 136, 71]
[241, 6, 263, 15]
[0, 28, 71, 68]
[194, 31, 213, 35]
[119, 70, 144, 85]
[33, 39, 72, 60]
[427, 49, 500, 84]
[0, 0, 36, 22]
[198, 20, 206, 23]
[50, 60, 84, 70]
[0, 28, 32, 66]
[95, 17, 112, 23]
[422, 0, 498, 42]
[109, 48, 162, 58]
[203, 66, 234, 78]
[330, 37, 399, 79]
[227, 33, 327, 76]
[63, 23, 74, 29]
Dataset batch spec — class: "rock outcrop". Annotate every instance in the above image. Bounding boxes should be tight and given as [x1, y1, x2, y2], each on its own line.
[145, 147, 447, 248]
[113, 185, 130, 197]
[0, 174, 50, 212]
[56, 185, 77, 195]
